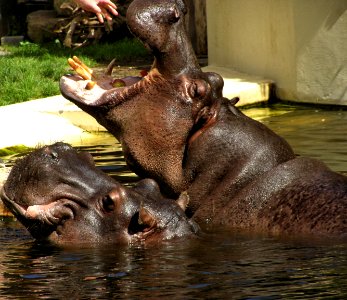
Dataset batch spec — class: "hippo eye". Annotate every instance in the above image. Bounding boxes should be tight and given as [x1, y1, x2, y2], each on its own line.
[50, 151, 58, 160]
[189, 82, 207, 99]
[43, 149, 59, 161]
[43, 147, 59, 160]
[102, 195, 115, 213]
[188, 81, 208, 99]
[188, 83, 197, 98]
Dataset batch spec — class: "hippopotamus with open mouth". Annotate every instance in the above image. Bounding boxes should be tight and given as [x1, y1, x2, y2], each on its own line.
[60, 0, 347, 237]
[60, 0, 239, 195]
[0, 143, 199, 245]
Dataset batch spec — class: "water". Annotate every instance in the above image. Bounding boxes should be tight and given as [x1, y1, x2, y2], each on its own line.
[258, 104, 347, 172]
[0, 225, 346, 299]
[0, 103, 347, 299]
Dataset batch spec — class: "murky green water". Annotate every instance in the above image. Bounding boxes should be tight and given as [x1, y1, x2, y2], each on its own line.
[255, 104, 347, 172]
[0, 103, 346, 299]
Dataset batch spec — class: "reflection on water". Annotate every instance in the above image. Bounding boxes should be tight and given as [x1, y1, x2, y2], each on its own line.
[258, 104, 347, 172]
[76, 143, 140, 186]
[1, 103, 347, 298]
[0, 223, 346, 299]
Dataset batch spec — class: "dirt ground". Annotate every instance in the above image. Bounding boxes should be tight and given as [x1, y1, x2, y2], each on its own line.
[94, 56, 208, 78]
[93, 58, 152, 79]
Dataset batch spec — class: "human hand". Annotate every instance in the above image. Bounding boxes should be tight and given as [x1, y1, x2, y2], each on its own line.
[74, 0, 118, 23]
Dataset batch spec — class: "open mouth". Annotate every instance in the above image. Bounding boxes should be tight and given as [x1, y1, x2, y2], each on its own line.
[60, 56, 152, 107]
[127, 210, 157, 240]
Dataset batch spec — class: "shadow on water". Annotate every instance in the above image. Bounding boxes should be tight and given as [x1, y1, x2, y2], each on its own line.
[1, 103, 347, 298]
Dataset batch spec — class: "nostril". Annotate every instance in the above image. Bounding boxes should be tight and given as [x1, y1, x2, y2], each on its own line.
[102, 186, 125, 212]
[102, 195, 115, 213]
[109, 186, 125, 202]
[167, 5, 180, 24]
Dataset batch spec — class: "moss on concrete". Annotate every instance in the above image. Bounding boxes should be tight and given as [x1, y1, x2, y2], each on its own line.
[0, 145, 31, 157]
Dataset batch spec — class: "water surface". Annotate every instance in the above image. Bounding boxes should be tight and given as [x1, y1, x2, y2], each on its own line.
[0, 104, 347, 299]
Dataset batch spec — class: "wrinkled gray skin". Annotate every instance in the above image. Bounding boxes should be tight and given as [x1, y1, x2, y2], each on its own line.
[0, 143, 198, 245]
[60, 0, 236, 195]
[60, 0, 347, 237]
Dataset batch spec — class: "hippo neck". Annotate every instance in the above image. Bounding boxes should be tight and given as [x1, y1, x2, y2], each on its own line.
[152, 38, 201, 77]
[184, 102, 296, 220]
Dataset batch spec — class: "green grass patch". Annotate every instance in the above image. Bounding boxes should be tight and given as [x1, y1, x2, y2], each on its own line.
[0, 39, 151, 106]
[0, 145, 32, 157]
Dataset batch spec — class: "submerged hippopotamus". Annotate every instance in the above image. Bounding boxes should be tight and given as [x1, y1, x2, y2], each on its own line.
[60, 0, 347, 237]
[0, 143, 198, 245]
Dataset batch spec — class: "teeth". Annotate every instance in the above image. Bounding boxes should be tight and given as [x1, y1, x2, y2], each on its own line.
[85, 80, 96, 90]
[72, 56, 93, 75]
[67, 56, 97, 89]
[68, 58, 92, 80]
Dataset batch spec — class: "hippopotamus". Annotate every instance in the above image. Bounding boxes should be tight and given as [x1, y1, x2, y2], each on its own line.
[0, 143, 198, 245]
[60, 0, 233, 195]
[59, 0, 347, 237]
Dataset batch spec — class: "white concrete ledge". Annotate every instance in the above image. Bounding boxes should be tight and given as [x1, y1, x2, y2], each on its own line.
[0, 95, 108, 193]
[0, 95, 106, 149]
[203, 66, 274, 107]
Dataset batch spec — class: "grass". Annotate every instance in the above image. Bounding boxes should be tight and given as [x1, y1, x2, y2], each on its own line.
[0, 38, 151, 106]
[0, 145, 32, 157]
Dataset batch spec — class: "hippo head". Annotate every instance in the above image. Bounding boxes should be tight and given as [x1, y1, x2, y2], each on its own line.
[0, 143, 198, 245]
[126, 0, 200, 77]
[60, 67, 217, 195]
[137, 191, 200, 242]
[60, 0, 227, 195]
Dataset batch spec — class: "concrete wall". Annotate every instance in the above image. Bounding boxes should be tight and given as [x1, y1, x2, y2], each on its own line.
[206, 0, 347, 105]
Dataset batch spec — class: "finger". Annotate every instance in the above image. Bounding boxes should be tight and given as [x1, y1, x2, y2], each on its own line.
[99, 2, 118, 16]
[100, 0, 118, 10]
[106, 4, 118, 16]
[96, 12, 104, 23]
[101, 8, 112, 21]
[85, 80, 96, 90]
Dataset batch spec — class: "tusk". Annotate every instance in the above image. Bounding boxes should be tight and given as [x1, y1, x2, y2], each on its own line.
[85, 80, 96, 90]
[105, 58, 117, 76]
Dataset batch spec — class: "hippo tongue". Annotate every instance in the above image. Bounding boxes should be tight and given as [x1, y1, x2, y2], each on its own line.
[113, 76, 142, 87]
[60, 56, 147, 107]
[60, 74, 142, 107]
[60, 68, 161, 108]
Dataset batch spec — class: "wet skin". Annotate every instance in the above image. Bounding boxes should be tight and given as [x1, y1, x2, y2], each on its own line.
[0, 143, 198, 245]
[60, 0, 347, 237]
[60, 0, 228, 195]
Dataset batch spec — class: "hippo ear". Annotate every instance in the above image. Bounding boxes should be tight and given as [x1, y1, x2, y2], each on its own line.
[177, 191, 189, 211]
[229, 97, 240, 105]
[79, 151, 95, 166]
[176, 0, 187, 14]
[138, 205, 157, 229]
